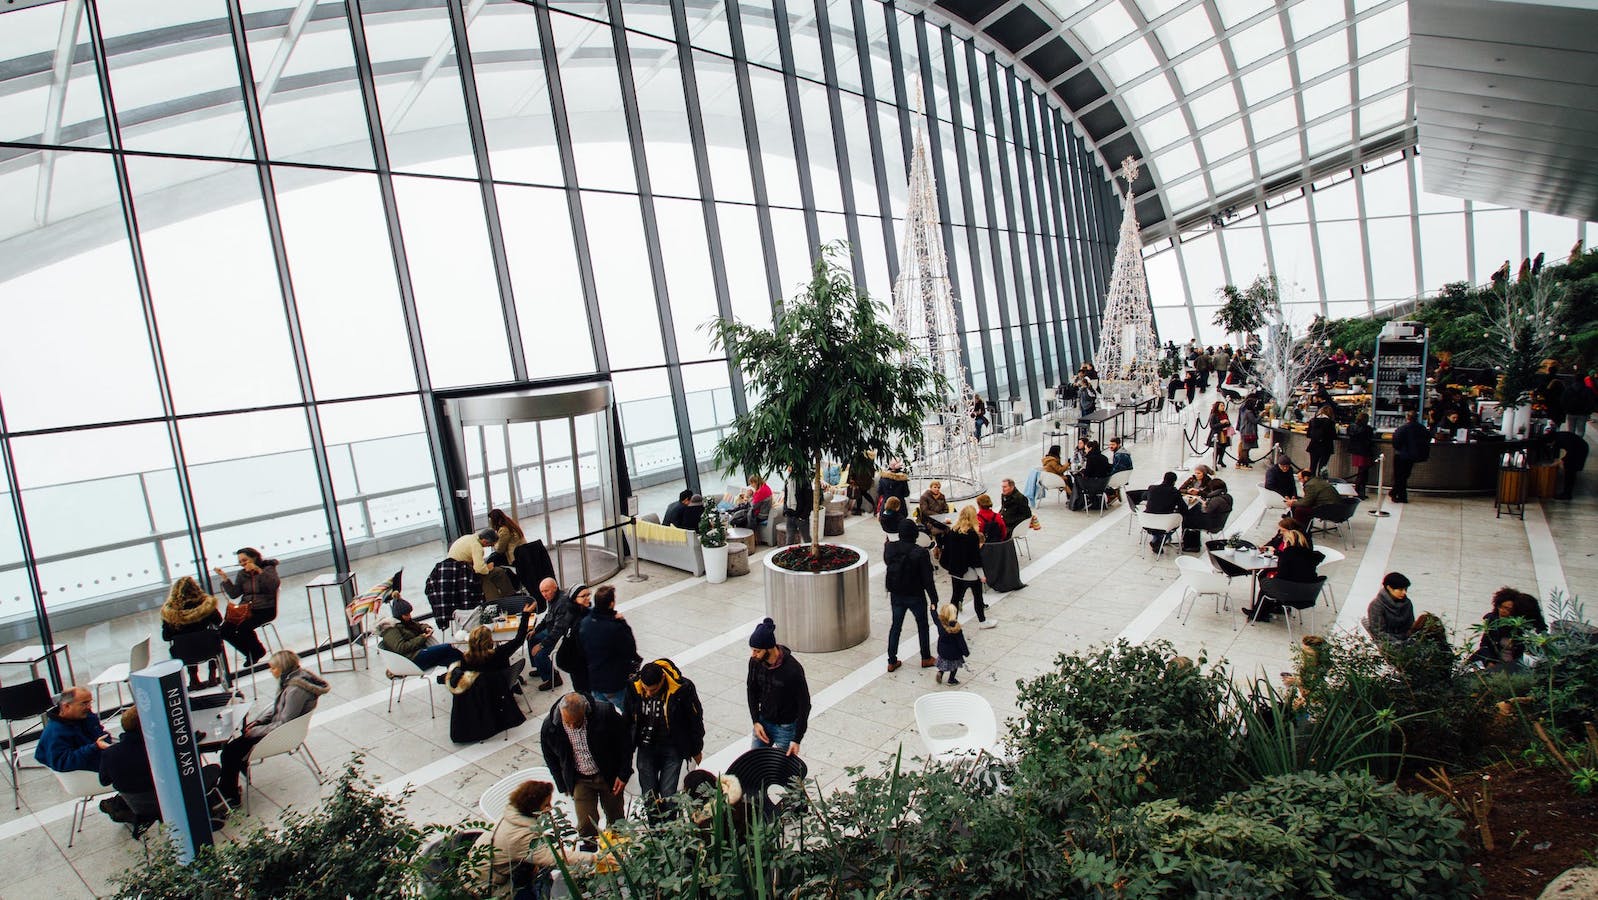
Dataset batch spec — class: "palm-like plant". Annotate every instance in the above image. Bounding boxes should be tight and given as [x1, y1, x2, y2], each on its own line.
[708, 242, 945, 565]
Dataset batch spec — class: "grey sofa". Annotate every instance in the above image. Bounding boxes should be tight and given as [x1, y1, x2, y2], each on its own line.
[636, 514, 705, 576]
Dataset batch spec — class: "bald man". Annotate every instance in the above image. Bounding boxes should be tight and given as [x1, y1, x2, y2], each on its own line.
[527, 577, 569, 690]
[36, 686, 111, 773]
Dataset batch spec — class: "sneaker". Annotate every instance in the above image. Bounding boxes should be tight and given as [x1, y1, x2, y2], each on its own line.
[979, 619, 997, 629]
[887, 660, 902, 673]
[947, 676, 961, 685]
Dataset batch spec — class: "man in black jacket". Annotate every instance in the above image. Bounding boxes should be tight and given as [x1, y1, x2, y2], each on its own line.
[998, 479, 1032, 535]
[1142, 472, 1182, 553]
[746, 618, 810, 758]
[541, 692, 632, 838]
[624, 659, 704, 819]
[579, 586, 638, 711]
[528, 577, 569, 691]
[1390, 410, 1432, 503]
[884, 520, 938, 673]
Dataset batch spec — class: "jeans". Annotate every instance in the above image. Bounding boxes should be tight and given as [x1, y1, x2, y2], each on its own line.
[784, 512, 811, 545]
[412, 643, 463, 670]
[570, 773, 626, 838]
[950, 578, 985, 621]
[528, 638, 554, 683]
[752, 719, 797, 752]
[635, 743, 685, 815]
[886, 593, 931, 665]
[593, 689, 627, 711]
[218, 733, 265, 797]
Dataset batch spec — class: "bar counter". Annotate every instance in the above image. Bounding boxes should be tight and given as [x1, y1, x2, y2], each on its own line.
[1268, 426, 1527, 495]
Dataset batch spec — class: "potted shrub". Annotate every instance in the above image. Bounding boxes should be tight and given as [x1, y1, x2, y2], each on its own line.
[697, 507, 730, 584]
[708, 242, 942, 652]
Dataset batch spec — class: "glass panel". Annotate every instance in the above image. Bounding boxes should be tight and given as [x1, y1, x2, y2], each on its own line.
[681, 360, 735, 474]
[1419, 211, 1468, 291]
[1156, 7, 1212, 58]
[1317, 220, 1364, 300]
[1289, 3, 1342, 41]
[747, 64, 802, 207]
[551, 11, 636, 191]
[239, 0, 373, 168]
[96, 0, 253, 158]
[840, 90, 878, 216]
[1076, 3, 1135, 54]
[801, 81, 844, 212]
[717, 202, 775, 329]
[1200, 120, 1248, 163]
[0, 0, 109, 148]
[1229, 16, 1283, 68]
[629, 29, 700, 199]
[1100, 39, 1158, 85]
[1141, 108, 1190, 150]
[0, 152, 164, 430]
[1240, 58, 1290, 106]
[1355, 7, 1406, 57]
[1527, 212, 1580, 263]
[469, 0, 562, 186]
[1472, 208, 1520, 286]
[655, 197, 723, 362]
[613, 368, 680, 479]
[359, 0, 477, 177]
[737, 0, 781, 70]
[273, 168, 417, 399]
[1267, 221, 1318, 299]
[1122, 76, 1176, 119]
[1296, 31, 1347, 81]
[392, 174, 514, 387]
[769, 206, 813, 299]
[1178, 230, 1225, 305]
[1301, 72, 1349, 122]
[1219, 224, 1268, 284]
[693, 50, 755, 204]
[685, 0, 733, 57]
[1368, 217, 1416, 300]
[125, 157, 303, 413]
[317, 396, 442, 554]
[497, 183, 597, 378]
[826, 0, 863, 94]
[1155, 142, 1199, 180]
[582, 191, 666, 368]
[1249, 95, 1297, 141]
[1174, 46, 1227, 94]
[1185, 82, 1237, 128]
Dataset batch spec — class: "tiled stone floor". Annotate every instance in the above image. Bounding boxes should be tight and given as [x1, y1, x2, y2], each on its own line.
[4, 399, 1593, 896]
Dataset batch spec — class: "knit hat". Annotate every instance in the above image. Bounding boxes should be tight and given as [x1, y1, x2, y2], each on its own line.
[749, 617, 777, 650]
[1383, 572, 1411, 590]
[390, 596, 413, 618]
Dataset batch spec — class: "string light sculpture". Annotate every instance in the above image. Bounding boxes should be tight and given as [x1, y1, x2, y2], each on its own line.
[890, 104, 983, 501]
[1093, 157, 1161, 405]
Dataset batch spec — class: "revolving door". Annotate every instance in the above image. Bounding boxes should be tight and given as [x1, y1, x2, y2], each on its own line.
[440, 383, 622, 587]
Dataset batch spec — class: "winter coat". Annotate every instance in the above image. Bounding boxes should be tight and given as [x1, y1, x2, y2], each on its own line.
[579, 608, 639, 694]
[879, 505, 906, 534]
[245, 668, 330, 739]
[940, 529, 984, 577]
[379, 619, 433, 659]
[1237, 406, 1260, 442]
[746, 646, 810, 742]
[1274, 546, 1324, 583]
[98, 726, 155, 797]
[448, 607, 531, 743]
[933, 617, 968, 661]
[540, 697, 633, 794]
[471, 806, 560, 897]
[1041, 455, 1069, 476]
[35, 709, 105, 772]
[1365, 587, 1415, 642]
[976, 508, 1008, 542]
[1392, 421, 1433, 462]
[876, 470, 911, 506]
[1345, 422, 1376, 459]
[1142, 483, 1183, 515]
[1306, 416, 1337, 456]
[999, 490, 1031, 534]
[1081, 450, 1112, 478]
[160, 589, 222, 665]
[218, 560, 281, 614]
[884, 521, 938, 606]
[918, 490, 949, 518]
[624, 658, 706, 761]
[783, 479, 814, 518]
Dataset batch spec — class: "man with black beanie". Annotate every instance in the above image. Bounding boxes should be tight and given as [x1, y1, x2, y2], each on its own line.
[884, 520, 937, 673]
[746, 618, 810, 758]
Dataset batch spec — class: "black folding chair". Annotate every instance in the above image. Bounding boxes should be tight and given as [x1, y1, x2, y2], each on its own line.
[1, 678, 54, 809]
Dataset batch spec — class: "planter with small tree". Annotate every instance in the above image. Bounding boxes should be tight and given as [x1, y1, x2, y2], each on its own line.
[1213, 276, 1274, 347]
[709, 243, 943, 652]
[697, 507, 731, 583]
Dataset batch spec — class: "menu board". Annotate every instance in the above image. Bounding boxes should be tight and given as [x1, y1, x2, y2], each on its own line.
[1371, 322, 1428, 431]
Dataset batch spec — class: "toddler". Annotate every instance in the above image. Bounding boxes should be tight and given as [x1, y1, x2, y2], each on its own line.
[932, 602, 969, 685]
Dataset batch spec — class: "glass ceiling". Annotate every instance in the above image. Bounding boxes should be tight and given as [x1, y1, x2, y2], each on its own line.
[1025, 0, 1413, 230]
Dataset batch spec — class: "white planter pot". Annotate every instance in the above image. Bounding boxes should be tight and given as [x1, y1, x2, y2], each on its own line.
[762, 545, 871, 653]
[703, 544, 729, 584]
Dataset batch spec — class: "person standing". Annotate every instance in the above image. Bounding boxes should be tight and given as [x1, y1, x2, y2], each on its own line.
[1235, 402, 1259, 469]
[541, 693, 632, 839]
[214, 548, 280, 666]
[782, 468, 814, 546]
[884, 520, 937, 673]
[624, 660, 705, 819]
[1390, 411, 1431, 504]
[579, 585, 638, 710]
[1547, 430, 1590, 500]
[1305, 406, 1337, 477]
[932, 603, 969, 686]
[1345, 411, 1376, 498]
[746, 618, 810, 757]
[448, 528, 516, 601]
[847, 451, 877, 515]
[940, 507, 993, 628]
[486, 508, 526, 569]
[971, 395, 988, 440]
[1208, 402, 1232, 469]
[554, 584, 594, 694]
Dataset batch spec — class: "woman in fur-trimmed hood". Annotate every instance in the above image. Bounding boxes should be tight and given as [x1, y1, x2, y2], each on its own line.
[161, 576, 224, 689]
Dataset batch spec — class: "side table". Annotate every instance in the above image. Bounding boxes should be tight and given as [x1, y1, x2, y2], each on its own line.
[727, 526, 757, 555]
[305, 572, 366, 673]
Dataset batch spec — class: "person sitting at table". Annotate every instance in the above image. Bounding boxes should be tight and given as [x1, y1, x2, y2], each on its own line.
[1141, 473, 1182, 553]
[729, 475, 773, 529]
[1177, 464, 1221, 498]
[450, 528, 517, 602]
[214, 547, 280, 667]
[1041, 444, 1070, 477]
[1081, 441, 1112, 481]
[974, 494, 1007, 541]
[447, 597, 538, 744]
[917, 481, 950, 539]
[879, 496, 907, 538]
[1260, 516, 1312, 554]
[472, 778, 597, 898]
[378, 596, 463, 672]
[161, 575, 224, 690]
[663, 489, 693, 528]
[1242, 529, 1324, 623]
[665, 492, 704, 532]
[1108, 437, 1133, 475]
[1181, 478, 1233, 535]
[998, 479, 1032, 535]
[35, 686, 109, 774]
[1287, 468, 1340, 526]
[216, 650, 330, 806]
[97, 706, 225, 835]
[1263, 456, 1297, 499]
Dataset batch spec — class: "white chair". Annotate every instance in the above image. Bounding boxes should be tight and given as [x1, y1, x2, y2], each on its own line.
[378, 646, 437, 719]
[1135, 510, 1184, 557]
[53, 768, 114, 848]
[914, 692, 1000, 761]
[244, 713, 325, 814]
[478, 766, 578, 825]
[90, 636, 151, 710]
[1105, 470, 1133, 510]
[1010, 531, 1030, 560]
[1037, 471, 1071, 504]
[1174, 556, 1235, 627]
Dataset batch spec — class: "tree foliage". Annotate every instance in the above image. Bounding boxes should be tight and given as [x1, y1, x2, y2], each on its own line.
[1212, 275, 1277, 337]
[707, 242, 944, 560]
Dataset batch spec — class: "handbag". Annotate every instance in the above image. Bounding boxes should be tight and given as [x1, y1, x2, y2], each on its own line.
[224, 602, 251, 626]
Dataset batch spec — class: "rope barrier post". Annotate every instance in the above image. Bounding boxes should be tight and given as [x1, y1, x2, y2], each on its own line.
[1368, 454, 1390, 517]
[625, 509, 648, 582]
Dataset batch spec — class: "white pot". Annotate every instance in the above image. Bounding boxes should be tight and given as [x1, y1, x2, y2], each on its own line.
[703, 544, 729, 584]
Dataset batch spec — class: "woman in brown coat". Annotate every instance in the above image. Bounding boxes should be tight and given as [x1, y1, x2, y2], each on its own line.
[161, 576, 223, 689]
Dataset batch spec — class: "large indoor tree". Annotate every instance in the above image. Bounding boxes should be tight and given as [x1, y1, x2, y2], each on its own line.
[709, 242, 945, 567]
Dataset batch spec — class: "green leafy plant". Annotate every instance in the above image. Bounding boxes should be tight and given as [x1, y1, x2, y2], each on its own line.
[707, 241, 944, 568]
[696, 507, 729, 549]
[1212, 275, 1276, 337]
[1228, 676, 1420, 781]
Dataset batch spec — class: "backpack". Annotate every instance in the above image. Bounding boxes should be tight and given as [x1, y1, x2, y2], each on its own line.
[883, 545, 912, 593]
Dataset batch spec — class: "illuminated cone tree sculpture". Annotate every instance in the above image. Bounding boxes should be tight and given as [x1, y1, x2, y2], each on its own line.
[1093, 157, 1161, 404]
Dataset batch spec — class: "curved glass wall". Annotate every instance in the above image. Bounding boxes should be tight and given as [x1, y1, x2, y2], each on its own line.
[1143, 149, 1597, 345]
[0, 0, 1117, 677]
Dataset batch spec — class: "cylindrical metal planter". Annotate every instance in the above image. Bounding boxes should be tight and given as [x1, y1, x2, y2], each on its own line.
[762, 546, 871, 653]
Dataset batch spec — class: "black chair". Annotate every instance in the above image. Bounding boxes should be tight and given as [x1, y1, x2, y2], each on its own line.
[1, 678, 54, 809]
[725, 747, 809, 821]
[1309, 499, 1359, 549]
[1074, 476, 1110, 511]
[1257, 576, 1329, 643]
[512, 540, 556, 592]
